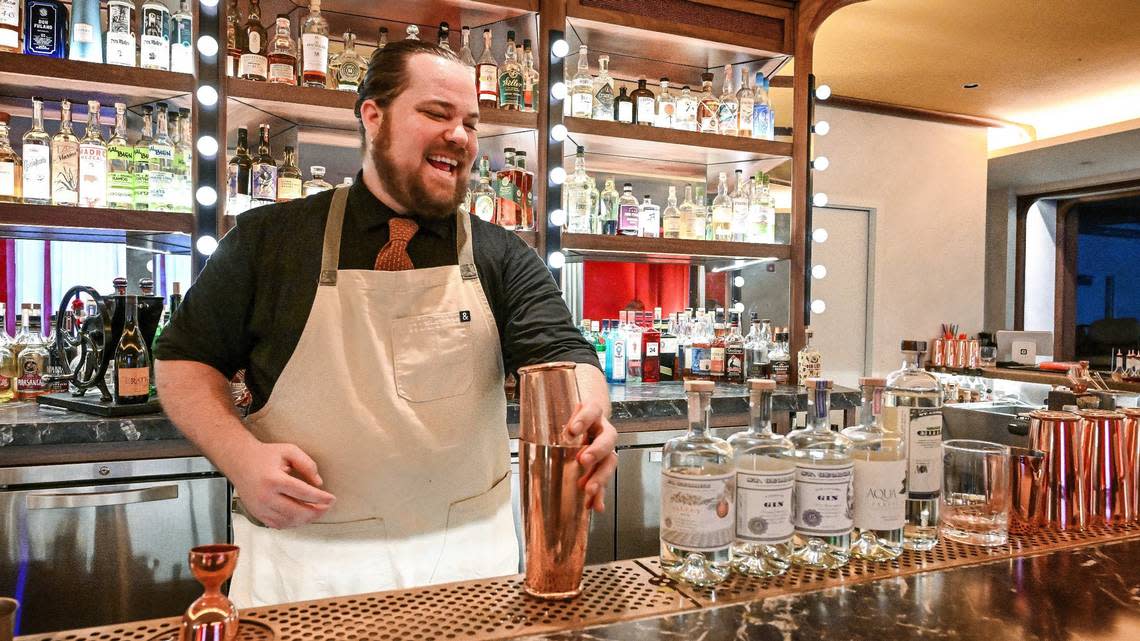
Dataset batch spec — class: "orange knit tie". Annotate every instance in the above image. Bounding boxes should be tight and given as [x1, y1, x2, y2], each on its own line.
[374, 217, 419, 271]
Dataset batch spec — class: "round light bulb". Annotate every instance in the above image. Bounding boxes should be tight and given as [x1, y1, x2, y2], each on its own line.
[196, 85, 218, 106]
[548, 251, 566, 269]
[733, 302, 745, 314]
[815, 84, 832, 100]
[196, 135, 219, 158]
[812, 228, 829, 243]
[549, 166, 567, 185]
[814, 120, 830, 135]
[145, 261, 154, 273]
[551, 39, 570, 59]
[733, 276, 745, 288]
[196, 235, 219, 256]
[197, 35, 219, 57]
[200, 0, 219, 6]
[811, 299, 827, 314]
[195, 186, 217, 206]
[813, 192, 829, 207]
[812, 156, 829, 171]
[550, 123, 568, 142]
[551, 82, 567, 100]
[549, 208, 567, 227]
[812, 264, 827, 280]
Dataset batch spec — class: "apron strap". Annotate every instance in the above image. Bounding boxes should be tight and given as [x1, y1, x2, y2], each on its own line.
[319, 186, 350, 286]
[456, 209, 477, 281]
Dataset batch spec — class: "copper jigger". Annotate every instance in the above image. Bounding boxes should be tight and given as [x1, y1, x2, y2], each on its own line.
[1028, 410, 1086, 531]
[518, 362, 590, 600]
[180, 544, 240, 641]
[1009, 447, 1046, 531]
[1079, 409, 1131, 527]
[0, 597, 17, 641]
[1122, 408, 1140, 523]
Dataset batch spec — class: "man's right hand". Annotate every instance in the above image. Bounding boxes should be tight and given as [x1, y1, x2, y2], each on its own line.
[228, 442, 337, 529]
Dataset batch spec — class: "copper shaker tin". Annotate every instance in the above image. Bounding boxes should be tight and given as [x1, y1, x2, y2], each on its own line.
[1009, 447, 1046, 530]
[933, 338, 945, 367]
[1027, 410, 1086, 530]
[517, 362, 590, 599]
[1078, 409, 1130, 527]
[1123, 408, 1140, 523]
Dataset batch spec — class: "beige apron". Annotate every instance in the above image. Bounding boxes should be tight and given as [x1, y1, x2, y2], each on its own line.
[229, 186, 517, 607]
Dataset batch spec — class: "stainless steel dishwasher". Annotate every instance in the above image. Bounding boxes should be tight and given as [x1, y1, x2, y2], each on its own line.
[0, 456, 228, 635]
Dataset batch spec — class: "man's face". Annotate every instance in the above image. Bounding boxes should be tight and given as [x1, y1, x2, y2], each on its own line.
[367, 54, 480, 219]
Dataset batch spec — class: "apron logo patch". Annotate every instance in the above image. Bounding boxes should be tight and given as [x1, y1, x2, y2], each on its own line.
[459, 310, 471, 322]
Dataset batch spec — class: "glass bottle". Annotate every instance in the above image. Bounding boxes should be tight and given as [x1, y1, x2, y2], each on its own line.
[736, 67, 754, 138]
[147, 104, 175, 212]
[617, 182, 639, 236]
[106, 103, 133, 209]
[239, 0, 268, 81]
[475, 29, 498, 109]
[661, 186, 681, 239]
[592, 54, 614, 120]
[114, 295, 150, 405]
[565, 146, 591, 234]
[336, 31, 365, 92]
[69, 0, 103, 63]
[302, 165, 332, 196]
[494, 148, 519, 228]
[457, 25, 475, 67]
[696, 72, 719, 134]
[753, 72, 772, 140]
[746, 317, 773, 378]
[23, 0, 67, 58]
[640, 314, 661, 383]
[710, 172, 732, 241]
[132, 106, 153, 210]
[267, 15, 297, 84]
[0, 112, 21, 203]
[729, 378, 794, 576]
[276, 146, 302, 201]
[717, 64, 738, 136]
[730, 170, 750, 241]
[404, 24, 419, 40]
[470, 154, 495, 223]
[797, 327, 822, 380]
[883, 340, 942, 551]
[11, 303, 29, 360]
[496, 30, 522, 110]
[15, 305, 48, 400]
[638, 194, 660, 238]
[106, 0, 136, 66]
[709, 313, 727, 382]
[660, 379, 734, 586]
[654, 78, 675, 128]
[170, 0, 192, 73]
[679, 184, 703, 241]
[674, 85, 697, 132]
[842, 377, 906, 561]
[250, 123, 276, 206]
[176, 108, 192, 212]
[140, 0, 171, 71]
[725, 316, 745, 384]
[77, 100, 107, 208]
[436, 21, 450, 50]
[225, 0, 243, 77]
[788, 378, 853, 569]
[598, 177, 619, 235]
[569, 45, 593, 118]
[614, 86, 633, 124]
[0, 305, 14, 403]
[523, 39, 538, 112]
[770, 330, 791, 385]
[630, 78, 655, 126]
[51, 98, 80, 206]
[375, 26, 387, 50]
[747, 172, 771, 243]
[623, 311, 642, 383]
[515, 150, 534, 229]
[0, 0, 19, 53]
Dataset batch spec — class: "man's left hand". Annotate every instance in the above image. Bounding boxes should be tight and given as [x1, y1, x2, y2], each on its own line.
[566, 400, 618, 512]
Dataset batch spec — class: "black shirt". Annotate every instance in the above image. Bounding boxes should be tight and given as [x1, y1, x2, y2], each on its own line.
[155, 176, 599, 413]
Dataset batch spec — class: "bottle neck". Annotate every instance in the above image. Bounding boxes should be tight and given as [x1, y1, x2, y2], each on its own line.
[114, 110, 127, 137]
[901, 350, 923, 370]
[32, 102, 45, 130]
[156, 112, 169, 137]
[686, 390, 711, 436]
[858, 385, 883, 428]
[807, 386, 831, 431]
[749, 389, 773, 434]
[60, 105, 73, 132]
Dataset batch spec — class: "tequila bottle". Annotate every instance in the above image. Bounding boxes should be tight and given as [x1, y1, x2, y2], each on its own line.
[238, 0, 267, 81]
[638, 194, 659, 238]
[789, 378, 853, 569]
[147, 104, 175, 211]
[77, 100, 107, 208]
[569, 45, 593, 118]
[736, 67, 754, 138]
[133, 106, 153, 210]
[140, 0, 171, 71]
[69, 0, 103, 63]
[176, 108, 192, 212]
[597, 177, 619, 235]
[674, 85, 697, 131]
[747, 172, 773, 243]
[617, 182, 639, 236]
[475, 29, 498, 109]
[267, 16, 297, 85]
[842, 377, 906, 561]
[592, 54, 614, 120]
[696, 72, 719, 134]
[106, 0, 136, 66]
[654, 79, 675, 128]
[614, 86, 633, 124]
[15, 306, 48, 400]
[661, 186, 681, 239]
[51, 99, 80, 206]
[0, 0, 18, 53]
[107, 103, 133, 209]
[729, 378, 794, 576]
[753, 72, 772, 140]
[300, 0, 328, 87]
[883, 340, 942, 551]
[170, 0, 193, 73]
[730, 169, 750, 241]
[710, 172, 732, 241]
[497, 31, 523, 110]
[630, 78, 655, 126]
[679, 184, 704, 241]
[564, 146, 591, 234]
[660, 379, 734, 587]
[457, 25, 475, 67]
[436, 22, 450, 50]
[797, 327, 822, 380]
[470, 155, 495, 223]
[302, 165, 332, 196]
[225, 0, 242, 77]
[250, 123, 276, 206]
[717, 65, 738, 136]
[276, 146, 302, 201]
[23, 0, 67, 58]
[336, 31, 365, 92]
[0, 113, 21, 203]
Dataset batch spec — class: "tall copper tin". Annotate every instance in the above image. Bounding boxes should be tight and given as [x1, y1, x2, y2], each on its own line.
[1078, 409, 1130, 527]
[517, 362, 590, 599]
[1009, 447, 1046, 530]
[1123, 408, 1140, 523]
[1027, 410, 1086, 530]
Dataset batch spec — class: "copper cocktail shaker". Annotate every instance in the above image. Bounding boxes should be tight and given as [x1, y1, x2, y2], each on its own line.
[518, 362, 591, 599]
[1078, 409, 1131, 527]
[1028, 410, 1086, 530]
[1009, 447, 1046, 530]
[180, 544, 240, 641]
[1123, 408, 1140, 523]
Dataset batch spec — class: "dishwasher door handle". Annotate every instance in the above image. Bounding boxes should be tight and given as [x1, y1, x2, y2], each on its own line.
[26, 484, 180, 510]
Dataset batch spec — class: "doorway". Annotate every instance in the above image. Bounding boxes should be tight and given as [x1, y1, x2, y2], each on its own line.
[809, 205, 874, 387]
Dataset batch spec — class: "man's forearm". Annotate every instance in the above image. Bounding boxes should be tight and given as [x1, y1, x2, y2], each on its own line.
[575, 364, 611, 419]
[156, 359, 259, 475]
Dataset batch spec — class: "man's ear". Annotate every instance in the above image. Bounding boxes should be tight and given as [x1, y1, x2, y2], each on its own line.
[359, 99, 383, 138]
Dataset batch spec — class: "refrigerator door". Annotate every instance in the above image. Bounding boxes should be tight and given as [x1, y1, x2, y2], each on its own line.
[615, 446, 665, 560]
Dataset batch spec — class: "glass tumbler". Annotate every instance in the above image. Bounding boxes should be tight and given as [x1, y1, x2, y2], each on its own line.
[941, 440, 1011, 546]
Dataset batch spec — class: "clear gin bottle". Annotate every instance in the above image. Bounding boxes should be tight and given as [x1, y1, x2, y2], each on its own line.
[842, 377, 906, 561]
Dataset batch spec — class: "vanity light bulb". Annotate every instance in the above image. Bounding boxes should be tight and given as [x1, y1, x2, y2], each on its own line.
[551, 82, 568, 100]
[196, 235, 219, 256]
[197, 35, 219, 57]
[549, 208, 567, 227]
[196, 135, 219, 157]
[550, 124, 568, 142]
[734, 276, 745, 287]
[200, 0, 219, 6]
[811, 299, 827, 314]
[551, 39, 570, 59]
[814, 120, 830, 135]
[548, 251, 566, 269]
[549, 166, 567, 185]
[195, 186, 218, 206]
[812, 228, 829, 243]
[196, 85, 218, 106]
[815, 84, 832, 100]
[812, 264, 827, 280]
[812, 156, 829, 171]
[812, 192, 829, 207]
[733, 302, 745, 314]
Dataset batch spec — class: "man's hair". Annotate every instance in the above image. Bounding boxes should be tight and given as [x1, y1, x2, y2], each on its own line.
[354, 40, 465, 141]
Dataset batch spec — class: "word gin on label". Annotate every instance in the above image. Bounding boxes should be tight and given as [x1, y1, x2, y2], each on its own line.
[842, 377, 906, 561]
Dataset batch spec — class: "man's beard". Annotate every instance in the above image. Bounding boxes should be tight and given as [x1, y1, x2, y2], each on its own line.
[370, 118, 468, 220]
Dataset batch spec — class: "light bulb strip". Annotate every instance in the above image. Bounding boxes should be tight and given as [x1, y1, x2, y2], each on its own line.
[543, 28, 567, 275]
[192, 1, 224, 266]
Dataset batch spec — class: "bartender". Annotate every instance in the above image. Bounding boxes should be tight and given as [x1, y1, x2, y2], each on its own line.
[155, 40, 617, 607]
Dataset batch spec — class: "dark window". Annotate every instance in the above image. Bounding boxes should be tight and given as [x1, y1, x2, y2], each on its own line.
[1074, 195, 1140, 367]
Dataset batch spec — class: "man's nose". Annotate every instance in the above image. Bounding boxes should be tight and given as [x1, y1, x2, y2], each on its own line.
[443, 121, 469, 149]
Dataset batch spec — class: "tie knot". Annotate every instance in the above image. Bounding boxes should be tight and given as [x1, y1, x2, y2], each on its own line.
[389, 216, 419, 244]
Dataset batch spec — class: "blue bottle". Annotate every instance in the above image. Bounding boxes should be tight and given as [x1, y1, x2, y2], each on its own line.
[69, 0, 102, 63]
[23, 0, 68, 58]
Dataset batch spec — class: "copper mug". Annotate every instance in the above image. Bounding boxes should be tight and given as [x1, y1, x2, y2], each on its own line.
[1123, 408, 1140, 523]
[1079, 409, 1131, 527]
[1009, 447, 1046, 530]
[518, 362, 590, 600]
[1028, 410, 1086, 530]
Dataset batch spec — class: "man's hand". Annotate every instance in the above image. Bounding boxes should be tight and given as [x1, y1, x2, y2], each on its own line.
[228, 442, 337, 529]
[566, 399, 618, 512]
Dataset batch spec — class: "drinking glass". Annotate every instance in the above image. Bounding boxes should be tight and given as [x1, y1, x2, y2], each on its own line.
[941, 440, 1010, 546]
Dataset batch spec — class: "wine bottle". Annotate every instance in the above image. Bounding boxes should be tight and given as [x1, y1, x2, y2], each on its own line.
[114, 295, 150, 404]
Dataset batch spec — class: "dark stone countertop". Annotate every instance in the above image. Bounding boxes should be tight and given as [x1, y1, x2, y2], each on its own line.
[520, 537, 1140, 641]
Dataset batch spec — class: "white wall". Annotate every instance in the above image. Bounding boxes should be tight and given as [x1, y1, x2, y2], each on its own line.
[812, 106, 989, 376]
[1023, 200, 1057, 331]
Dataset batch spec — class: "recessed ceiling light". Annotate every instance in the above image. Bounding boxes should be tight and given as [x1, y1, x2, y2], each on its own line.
[963, 83, 980, 89]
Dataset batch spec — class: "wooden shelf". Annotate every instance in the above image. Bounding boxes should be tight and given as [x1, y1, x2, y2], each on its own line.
[0, 203, 193, 252]
[0, 52, 193, 106]
[560, 232, 790, 265]
[277, 0, 537, 27]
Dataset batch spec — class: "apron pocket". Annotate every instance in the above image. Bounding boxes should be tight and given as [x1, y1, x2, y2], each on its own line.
[391, 311, 474, 403]
[431, 471, 519, 585]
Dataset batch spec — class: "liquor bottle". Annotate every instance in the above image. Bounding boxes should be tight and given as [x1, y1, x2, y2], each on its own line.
[50, 98, 80, 205]
[729, 378, 795, 576]
[598, 177, 618, 235]
[709, 313, 726, 382]
[131, 106, 152, 209]
[674, 85, 697, 132]
[336, 31, 364, 92]
[883, 340, 942, 551]
[457, 25, 475, 67]
[678, 184, 703, 241]
[614, 86, 633, 124]
[736, 67, 754, 138]
[660, 379, 734, 586]
[470, 154, 495, 223]
[589, 54, 615, 120]
[696, 72, 719, 134]
[250, 124, 276, 206]
[710, 172, 732, 241]
[0, 112, 21, 203]
[169, 0, 192, 73]
[725, 316, 745, 384]
[605, 318, 625, 383]
[0, 307, 14, 403]
[661, 186, 681, 239]
[592, 320, 606, 370]
[515, 151, 534, 230]
[730, 170, 750, 241]
[436, 21, 450, 50]
[753, 72, 771, 140]
[10, 303, 29, 359]
[654, 79, 675, 128]
[140, 0, 170, 70]
[298, 0, 328, 87]
[638, 194, 660, 238]
[716, 65, 739, 136]
[659, 314, 678, 382]
[105, 103, 133, 209]
[745, 317, 772, 378]
[23, 0, 66, 58]
[106, 0, 135, 66]
[0, 0, 18, 52]
[267, 15, 297, 84]
[789, 378, 853, 569]
[797, 327, 822, 380]
[569, 45, 593, 118]
[770, 330, 791, 384]
[842, 377, 906, 561]
[497, 30, 522, 110]
[225, 0, 242, 77]
[630, 78, 655, 126]
[114, 295, 150, 404]
[747, 172, 772, 243]
[68, 0, 101, 63]
[641, 314, 661, 383]
[147, 104, 175, 211]
[77, 100, 107, 208]
[565, 146, 591, 234]
[22, 98, 49, 204]
[624, 311, 642, 383]
[404, 24, 418, 40]
[617, 182, 639, 236]
[302, 165, 332, 196]
[494, 148, 519, 228]
[522, 39, 538, 112]
[239, 0, 267, 81]
[274, 146, 302, 201]
[175, 108, 192, 212]
[15, 305, 48, 400]
[475, 29, 497, 109]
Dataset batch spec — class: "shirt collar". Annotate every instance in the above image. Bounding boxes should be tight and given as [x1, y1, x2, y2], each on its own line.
[347, 170, 455, 239]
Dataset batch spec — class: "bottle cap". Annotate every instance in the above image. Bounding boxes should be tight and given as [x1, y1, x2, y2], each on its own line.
[684, 380, 715, 393]
[900, 339, 928, 352]
[858, 376, 886, 387]
[747, 379, 775, 391]
[806, 378, 832, 390]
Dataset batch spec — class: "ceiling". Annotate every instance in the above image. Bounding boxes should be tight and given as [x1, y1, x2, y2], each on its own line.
[811, 0, 1140, 146]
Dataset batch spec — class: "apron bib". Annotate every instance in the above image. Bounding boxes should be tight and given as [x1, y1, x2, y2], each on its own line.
[229, 187, 517, 607]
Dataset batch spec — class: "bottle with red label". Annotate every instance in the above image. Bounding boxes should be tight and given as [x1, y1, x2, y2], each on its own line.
[640, 312, 661, 383]
[14, 305, 48, 400]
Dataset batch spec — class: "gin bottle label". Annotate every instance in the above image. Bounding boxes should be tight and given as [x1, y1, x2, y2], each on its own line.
[735, 467, 794, 543]
[661, 470, 734, 552]
[853, 458, 907, 531]
[617, 202, 638, 234]
[593, 83, 613, 119]
[793, 462, 854, 537]
[570, 91, 592, 118]
[890, 408, 943, 499]
[616, 100, 633, 123]
[473, 192, 494, 222]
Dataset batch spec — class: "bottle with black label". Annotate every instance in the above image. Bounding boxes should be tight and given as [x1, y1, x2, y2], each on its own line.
[770, 330, 791, 385]
[114, 295, 150, 405]
[140, 0, 171, 70]
[659, 313, 678, 382]
[724, 314, 746, 384]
